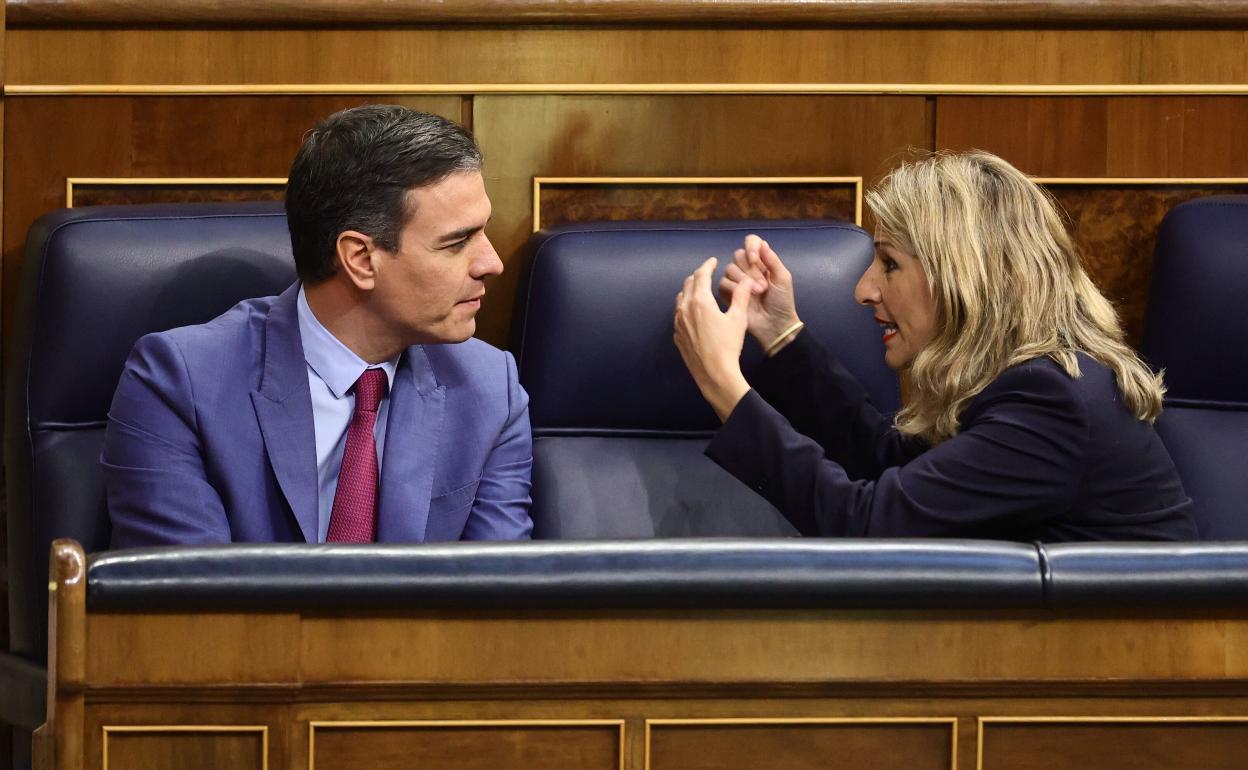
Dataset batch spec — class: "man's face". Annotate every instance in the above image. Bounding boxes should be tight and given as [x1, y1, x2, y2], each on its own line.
[370, 170, 501, 345]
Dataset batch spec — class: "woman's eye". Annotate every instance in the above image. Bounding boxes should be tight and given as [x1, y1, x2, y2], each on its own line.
[883, 258, 898, 273]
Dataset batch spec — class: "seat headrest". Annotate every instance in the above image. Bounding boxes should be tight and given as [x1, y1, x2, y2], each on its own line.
[514, 220, 898, 433]
[21, 202, 296, 426]
[1142, 196, 1248, 405]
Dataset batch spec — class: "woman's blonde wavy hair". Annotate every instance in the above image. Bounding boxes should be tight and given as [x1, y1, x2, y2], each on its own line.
[865, 150, 1164, 444]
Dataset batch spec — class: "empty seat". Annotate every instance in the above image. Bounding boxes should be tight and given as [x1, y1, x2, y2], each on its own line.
[513, 220, 898, 538]
[1141, 196, 1248, 539]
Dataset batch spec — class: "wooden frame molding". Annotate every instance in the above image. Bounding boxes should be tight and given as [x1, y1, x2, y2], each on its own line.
[10, 0, 1248, 28]
[101, 725, 270, 770]
[644, 717, 960, 770]
[974, 716, 1248, 770]
[65, 177, 287, 208]
[307, 719, 627, 770]
[532, 176, 864, 231]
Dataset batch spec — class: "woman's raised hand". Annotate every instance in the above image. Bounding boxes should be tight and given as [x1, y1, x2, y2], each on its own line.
[673, 257, 753, 422]
[718, 235, 802, 356]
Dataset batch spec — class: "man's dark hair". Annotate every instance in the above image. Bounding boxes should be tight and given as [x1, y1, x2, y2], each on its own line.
[285, 105, 483, 283]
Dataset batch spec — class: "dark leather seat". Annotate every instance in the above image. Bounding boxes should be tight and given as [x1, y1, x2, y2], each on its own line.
[2, 202, 295, 731]
[1141, 196, 1248, 539]
[512, 220, 898, 538]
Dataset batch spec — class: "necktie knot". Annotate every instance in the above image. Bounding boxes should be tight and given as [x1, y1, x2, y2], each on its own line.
[353, 368, 388, 414]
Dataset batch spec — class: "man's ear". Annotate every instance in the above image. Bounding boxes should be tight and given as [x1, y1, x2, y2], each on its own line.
[336, 230, 378, 290]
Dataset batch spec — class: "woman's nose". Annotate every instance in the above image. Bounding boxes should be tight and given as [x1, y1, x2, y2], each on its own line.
[855, 266, 880, 306]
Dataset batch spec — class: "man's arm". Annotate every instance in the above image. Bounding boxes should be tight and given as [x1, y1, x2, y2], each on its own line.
[102, 333, 233, 547]
[461, 350, 534, 540]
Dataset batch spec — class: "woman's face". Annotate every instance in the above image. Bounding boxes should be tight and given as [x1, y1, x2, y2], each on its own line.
[854, 237, 938, 371]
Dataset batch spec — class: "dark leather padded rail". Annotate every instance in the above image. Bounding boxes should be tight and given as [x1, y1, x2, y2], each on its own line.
[86, 539, 1043, 611]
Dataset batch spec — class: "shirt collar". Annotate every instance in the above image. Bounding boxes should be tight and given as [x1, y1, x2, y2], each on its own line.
[297, 284, 399, 400]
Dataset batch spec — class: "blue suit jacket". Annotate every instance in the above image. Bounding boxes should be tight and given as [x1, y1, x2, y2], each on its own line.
[707, 331, 1196, 541]
[103, 283, 533, 546]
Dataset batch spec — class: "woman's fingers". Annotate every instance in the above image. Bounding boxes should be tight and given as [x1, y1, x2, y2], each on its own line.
[758, 240, 792, 284]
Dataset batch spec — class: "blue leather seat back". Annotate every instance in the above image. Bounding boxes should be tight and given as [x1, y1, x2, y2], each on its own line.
[514, 220, 897, 538]
[5, 202, 295, 661]
[1141, 196, 1248, 540]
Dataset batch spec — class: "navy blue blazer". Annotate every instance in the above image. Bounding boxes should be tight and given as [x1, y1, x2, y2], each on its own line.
[103, 283, 533, 547]
[707, 332, 1197, 541]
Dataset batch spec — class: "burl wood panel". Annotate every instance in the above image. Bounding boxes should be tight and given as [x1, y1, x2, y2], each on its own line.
[979, 721, 1248, 770]
[1, 95, 464, 349]
[103, 729, 265, 770]
[71, 183, 285, 208]
[475, 94, 931, 345]
[1043, 185, 1248, 347]
[311, 724, 620, 770]
[538, 183, 857, 230]
[648, 723, 952, 770]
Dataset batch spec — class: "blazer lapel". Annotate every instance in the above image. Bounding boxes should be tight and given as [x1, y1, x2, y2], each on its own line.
[250, 284, 319, 543]
[377, 345, 445, 542]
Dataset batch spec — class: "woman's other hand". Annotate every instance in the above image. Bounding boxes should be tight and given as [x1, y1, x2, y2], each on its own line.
[674, 257, 753, 422]
[719, 234, 803, 356]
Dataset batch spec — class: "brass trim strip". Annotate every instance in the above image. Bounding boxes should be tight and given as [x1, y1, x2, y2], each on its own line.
[102, 725, 269, 770]
[645, 717, 959, 770]
[975, 716, 1248, 770]
[533, 176, 864, 231]
[1035, 177, 1248, 185]
[307, 719, 626, 770]
[12, 83, 1248, 97]
[66, 176, 287, 207]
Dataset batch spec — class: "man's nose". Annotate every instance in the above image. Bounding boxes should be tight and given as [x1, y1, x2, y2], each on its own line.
[473, 236, 504, 278]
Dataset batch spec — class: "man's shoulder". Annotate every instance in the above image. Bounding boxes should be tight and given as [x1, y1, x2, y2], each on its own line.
[418, 337, 518, 391]
[129, 293, 284, 381]
[140, 294, 280, 355]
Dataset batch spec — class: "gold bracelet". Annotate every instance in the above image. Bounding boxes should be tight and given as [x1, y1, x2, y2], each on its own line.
[764, 321, 805, 356]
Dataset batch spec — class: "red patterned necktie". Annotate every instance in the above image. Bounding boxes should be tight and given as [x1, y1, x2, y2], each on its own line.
[326, 368, 388, 543]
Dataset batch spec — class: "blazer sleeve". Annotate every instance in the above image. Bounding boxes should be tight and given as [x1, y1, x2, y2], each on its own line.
[460, 349, 534, 540]
[749, 330, 926, 479]
[101, 333, 233, 547]
[706, 360, 1090, 537]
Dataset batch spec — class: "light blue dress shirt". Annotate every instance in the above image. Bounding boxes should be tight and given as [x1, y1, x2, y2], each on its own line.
[296, 286, 399, 542]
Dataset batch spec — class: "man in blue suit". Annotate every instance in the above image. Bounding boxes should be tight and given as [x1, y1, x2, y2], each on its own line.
[103, 105, 533, 546]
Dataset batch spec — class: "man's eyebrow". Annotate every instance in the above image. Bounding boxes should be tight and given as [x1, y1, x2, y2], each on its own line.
[435, 223, 485, 244]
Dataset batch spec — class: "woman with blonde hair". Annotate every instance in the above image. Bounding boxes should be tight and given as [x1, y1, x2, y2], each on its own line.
[673, 150, 1195, 540]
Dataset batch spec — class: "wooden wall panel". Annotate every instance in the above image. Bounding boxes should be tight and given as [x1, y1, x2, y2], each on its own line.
[934, 96, 1248, 177]
[1, 95, 464, 345]
[103, 728, 266, 770]
[648, 722, 953, 770]
[474, 94, 931, 342]
[979, 720, 1248, 770]
[10, 29, 1248, 88]
[310, 723, 621, 770]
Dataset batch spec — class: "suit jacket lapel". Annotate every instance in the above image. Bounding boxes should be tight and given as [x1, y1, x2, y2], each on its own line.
[377, 345, 445, 542]
[250, 283, 319, 543]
